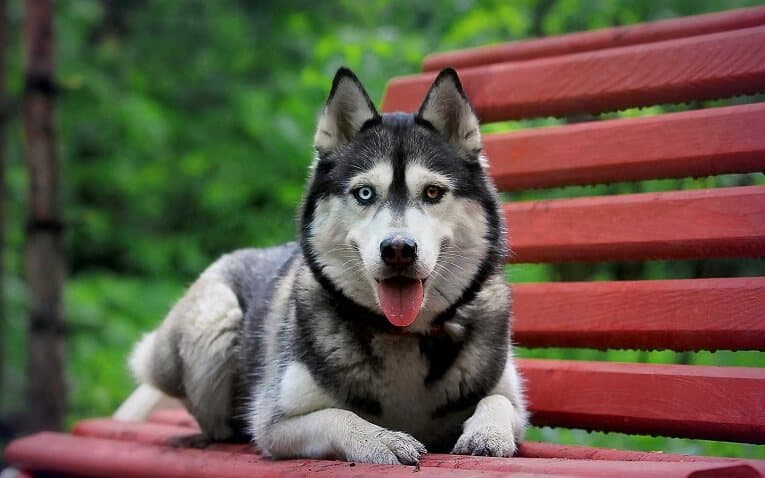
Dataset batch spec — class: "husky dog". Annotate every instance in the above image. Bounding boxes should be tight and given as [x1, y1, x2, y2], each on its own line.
[128, 67, 527, 465]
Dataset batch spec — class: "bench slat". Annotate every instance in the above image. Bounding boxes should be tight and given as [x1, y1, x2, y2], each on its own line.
[423, 6, 765, 70]
[504, 185, 765, 263]
[5, 432, 525, 478]
[63, 423, 762, 478]
[513, 277, 765, 351]
[486, 103, 765, 191]
[382, 27, 765, 122]
[145, 407, 199, 429]
[520, 359, 765, 443]
[77, 417, 762, 468]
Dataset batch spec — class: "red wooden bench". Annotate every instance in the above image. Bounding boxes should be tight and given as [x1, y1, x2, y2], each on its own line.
[5, 6, 765, 477]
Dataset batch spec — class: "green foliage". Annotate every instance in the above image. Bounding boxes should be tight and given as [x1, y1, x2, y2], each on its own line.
[2, 0, 764, 458]
[65, 274, 185, 422]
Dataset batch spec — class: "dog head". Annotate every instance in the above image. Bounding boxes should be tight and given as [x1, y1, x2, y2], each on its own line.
[300, 67, 506, 331]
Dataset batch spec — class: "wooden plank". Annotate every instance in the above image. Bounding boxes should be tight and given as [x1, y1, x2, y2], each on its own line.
[75, 418, 765, 475]
[148, 408, 199, 429]
[0, 432, 581, 478]
[75, 418, 213, 448]
[485, 103, 765, 191]
[68, 423, 761, 478]
[519, 359, 765, 443]
[423, 6, 765, 70]
[78, 417, 762, 468]
[512, 277, 765, 351]
[504, 186, 765, 263]
[382, 27, 765, 122]
[421, 455, 759, 478]
[518, 442, 764, 470]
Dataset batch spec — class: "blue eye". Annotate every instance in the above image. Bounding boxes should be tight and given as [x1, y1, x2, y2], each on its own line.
[353, 186, 376, 205]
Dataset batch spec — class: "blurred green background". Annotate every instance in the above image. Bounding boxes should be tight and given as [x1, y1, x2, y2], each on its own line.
[1, 0, 764, 459]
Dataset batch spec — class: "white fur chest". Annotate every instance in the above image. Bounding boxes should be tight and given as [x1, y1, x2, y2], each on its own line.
[366, 335, 469, 445]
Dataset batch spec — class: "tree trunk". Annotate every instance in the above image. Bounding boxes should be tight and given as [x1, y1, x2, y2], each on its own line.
[529, 0, 556, 37]
[0, 0, 7, 407]
[23, 0, 65, 433]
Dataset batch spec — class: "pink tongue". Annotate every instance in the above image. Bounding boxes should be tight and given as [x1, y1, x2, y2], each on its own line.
[378, 279, 424, 327]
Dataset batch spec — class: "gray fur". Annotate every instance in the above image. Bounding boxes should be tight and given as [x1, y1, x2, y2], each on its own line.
[129, 67, 527, 464]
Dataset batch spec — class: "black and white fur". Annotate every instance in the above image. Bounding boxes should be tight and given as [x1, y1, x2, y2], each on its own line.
[127, 67, 528, 465]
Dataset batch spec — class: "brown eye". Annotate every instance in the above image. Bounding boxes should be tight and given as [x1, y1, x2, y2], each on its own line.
[424, 185, 445, 203]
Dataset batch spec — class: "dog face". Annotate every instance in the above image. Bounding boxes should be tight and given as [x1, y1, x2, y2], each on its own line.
[300, 68, 505, 330]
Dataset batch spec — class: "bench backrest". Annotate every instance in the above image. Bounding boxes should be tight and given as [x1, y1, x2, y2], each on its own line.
[382, 6, 765, 445]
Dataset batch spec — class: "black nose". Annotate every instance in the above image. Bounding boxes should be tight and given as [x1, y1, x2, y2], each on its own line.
[380, 236, 417, 268]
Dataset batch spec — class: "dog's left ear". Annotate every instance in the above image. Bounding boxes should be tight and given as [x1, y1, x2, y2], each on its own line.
[314, 67, 379, 154]
[417, 68, 481, 154]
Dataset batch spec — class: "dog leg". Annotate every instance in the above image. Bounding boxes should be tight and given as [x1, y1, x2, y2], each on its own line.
[177, 275, 242, 441]
[452, 348, 528, 457]
[128, 263, 243, 441]
[261, 408, 426, 465]
[252, 361, 426, 465]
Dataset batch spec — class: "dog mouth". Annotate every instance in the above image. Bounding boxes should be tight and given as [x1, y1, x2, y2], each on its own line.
[375, 276, 426, 327]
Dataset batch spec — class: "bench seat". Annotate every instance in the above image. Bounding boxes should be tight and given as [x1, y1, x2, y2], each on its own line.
[5, 410, 764, 477]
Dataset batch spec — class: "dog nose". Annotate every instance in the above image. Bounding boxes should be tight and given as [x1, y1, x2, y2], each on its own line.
[380, 236, 417, 268]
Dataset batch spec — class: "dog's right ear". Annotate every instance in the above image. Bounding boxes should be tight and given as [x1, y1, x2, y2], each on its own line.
[417, 68, 481, 155]
[314, 68, 379, 154]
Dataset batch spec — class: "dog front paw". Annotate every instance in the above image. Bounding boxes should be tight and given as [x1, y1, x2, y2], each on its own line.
[451, 395, 521, 457]
[451, 426, 516, 457]
[346, 428, 427, 465]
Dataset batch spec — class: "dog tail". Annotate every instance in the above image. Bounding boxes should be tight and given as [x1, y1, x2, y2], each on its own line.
[116, 331, 182, 421]
[114, 383, 179, 421]
[128, 330, 157, 384]
[129, 330, 158, 385]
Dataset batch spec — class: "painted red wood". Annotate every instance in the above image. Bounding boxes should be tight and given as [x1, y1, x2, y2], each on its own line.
[5, 432, 534, 478]
[485, 103, 765, 191]
[382, 27, 765, 122]
[77, 417, 754, 465]
[420, 455, 760, 478]
[504, 185, 765, 263]
[75, 419, 765, 477]
[518, 441, 763, 468]
[80, 417, 765, 472]
[147, 407, 199, 429]
[74, 418, 211, 447]
[512, 277, 765, 351]
[519, 359, 765, 443]
[8, 431, 761, 478]
[74, 417, 765, 474]
[148, 408, 199, 428]
[423, 6, 765, 70]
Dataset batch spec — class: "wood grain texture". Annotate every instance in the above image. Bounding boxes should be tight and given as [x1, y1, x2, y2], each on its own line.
[382, 27, 765, 122]
[504, 186, 765, 263]
[74, 418, 210, 447]
[79, 416, 762, 468]
[518, 441, 763, 467]
[147, 408, 199, 428]
[485, 103, 765, 191]
[519, 359, 765, 443]
[3, 432, 576, 478]
[512, 277, 765, 351]
[423, 6, 765, 70]
[64, 422, 764, 478]
[148, 408, 200, 429]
